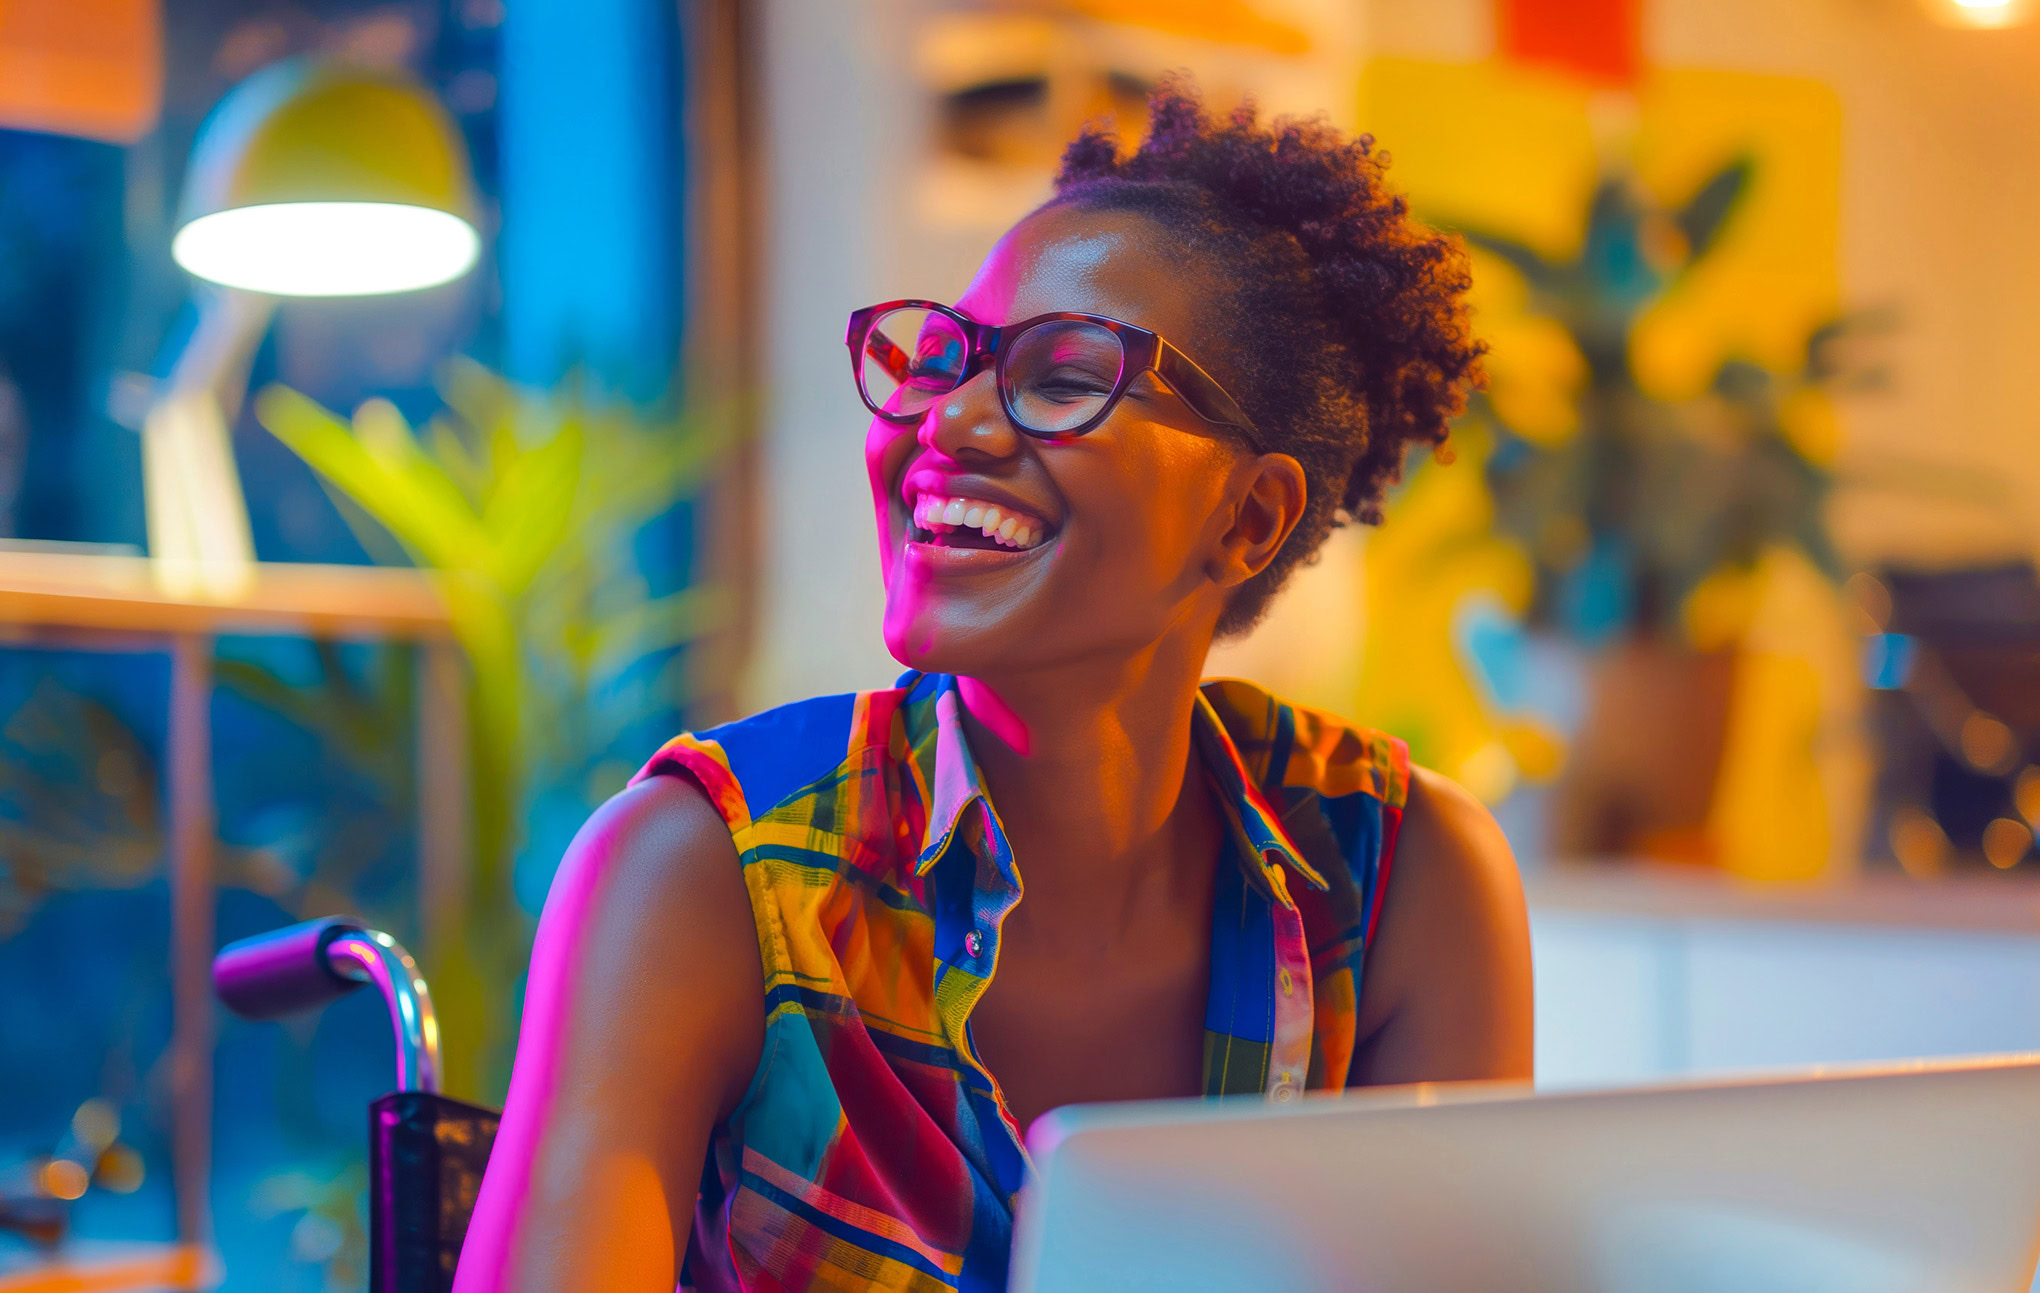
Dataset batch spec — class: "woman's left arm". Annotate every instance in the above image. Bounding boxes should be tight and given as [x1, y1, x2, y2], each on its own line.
[1349, 765, 1534, 1085]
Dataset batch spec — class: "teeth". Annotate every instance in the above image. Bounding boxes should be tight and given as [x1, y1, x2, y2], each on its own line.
[910, 494, 1050, 550]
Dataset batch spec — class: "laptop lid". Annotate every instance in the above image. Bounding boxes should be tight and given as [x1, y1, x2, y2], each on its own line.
[1011, 1056, 2040, 1293]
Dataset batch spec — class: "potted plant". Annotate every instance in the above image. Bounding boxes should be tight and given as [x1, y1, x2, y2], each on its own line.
[1461, 158, 1886, 867]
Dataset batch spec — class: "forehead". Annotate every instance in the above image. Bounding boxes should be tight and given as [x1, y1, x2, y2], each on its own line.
[955, 204, 1205, 342]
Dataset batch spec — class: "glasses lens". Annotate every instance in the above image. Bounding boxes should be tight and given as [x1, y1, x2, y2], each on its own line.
[1004, 319, 1126, 435]
[859, 307, 970, 418]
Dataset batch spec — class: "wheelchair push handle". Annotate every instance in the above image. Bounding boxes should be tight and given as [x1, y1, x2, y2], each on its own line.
[213, 916, 365, 1018]
[213, 916, 442, 1094]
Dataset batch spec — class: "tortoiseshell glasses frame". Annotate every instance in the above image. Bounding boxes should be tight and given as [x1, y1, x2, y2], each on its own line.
[847, 299, 1265, 451]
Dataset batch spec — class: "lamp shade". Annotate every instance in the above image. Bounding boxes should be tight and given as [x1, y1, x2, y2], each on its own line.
[173, 59, 481, 296]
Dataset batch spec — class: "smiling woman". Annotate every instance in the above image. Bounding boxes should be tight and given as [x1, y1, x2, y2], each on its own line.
[455, 78, 1529, 1293]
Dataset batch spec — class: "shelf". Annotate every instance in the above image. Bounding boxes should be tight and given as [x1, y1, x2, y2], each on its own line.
[0, 553, 451, 641]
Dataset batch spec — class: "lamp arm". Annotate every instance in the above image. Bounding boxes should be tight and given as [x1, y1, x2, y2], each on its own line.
[169, 286, 276, 423]
[142, 286, 273, 593]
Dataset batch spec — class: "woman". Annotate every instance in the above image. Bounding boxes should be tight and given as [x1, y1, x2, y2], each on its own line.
[457, 83, 1531, 1292]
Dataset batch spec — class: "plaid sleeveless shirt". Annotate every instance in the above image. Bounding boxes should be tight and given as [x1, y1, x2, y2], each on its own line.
[632, 671, 1409, 1292]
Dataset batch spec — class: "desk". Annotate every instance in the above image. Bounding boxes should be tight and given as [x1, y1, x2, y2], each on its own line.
[0, 553, 464, 1255]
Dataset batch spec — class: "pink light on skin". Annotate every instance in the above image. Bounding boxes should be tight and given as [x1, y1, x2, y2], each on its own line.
[451, 809, 664, 1292]
[865, 386, 1035, 754]
[959, 674, 1033, 757]
[867, 419, 905, 588]
[868, 423, 945, 666]
[868, 389, 1066, 674]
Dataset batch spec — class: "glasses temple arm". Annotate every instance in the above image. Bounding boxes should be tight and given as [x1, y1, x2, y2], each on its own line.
[863, 331, 911, 383]
[1157, 345, 1265, 452]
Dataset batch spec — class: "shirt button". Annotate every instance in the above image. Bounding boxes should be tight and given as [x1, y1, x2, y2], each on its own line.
[1272, 1081, 1298, 1103]
[1278, 968, 1293, 996]
[963, 929, 985, 958]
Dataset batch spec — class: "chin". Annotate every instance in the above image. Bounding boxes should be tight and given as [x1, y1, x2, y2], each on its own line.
[879, 552, 1011, 676]
[882, 607, 990, 677]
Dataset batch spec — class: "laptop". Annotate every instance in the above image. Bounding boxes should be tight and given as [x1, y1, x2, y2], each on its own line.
[1009, 1055, 2040, 1292]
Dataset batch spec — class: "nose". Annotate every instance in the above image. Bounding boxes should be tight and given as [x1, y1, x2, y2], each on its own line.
[921, 366, 1024, 462]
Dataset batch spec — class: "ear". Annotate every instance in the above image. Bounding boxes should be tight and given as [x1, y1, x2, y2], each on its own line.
[1207, 452, 1307, 591]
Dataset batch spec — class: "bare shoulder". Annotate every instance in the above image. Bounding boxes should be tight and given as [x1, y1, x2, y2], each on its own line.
[1351, 764, 1533, 1084]
[530, 772, 763, 1118]
[459, 774, 765, 1293]
[554, 773, 748, 934]
[1395, 765, 1525, 925]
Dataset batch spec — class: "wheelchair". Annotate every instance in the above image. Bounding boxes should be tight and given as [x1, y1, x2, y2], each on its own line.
[213, 919, 499, 1293]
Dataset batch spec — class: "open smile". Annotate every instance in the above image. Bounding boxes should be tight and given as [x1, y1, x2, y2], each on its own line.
[908, 492, 1052, 551]
[902, 492, 1058, 574]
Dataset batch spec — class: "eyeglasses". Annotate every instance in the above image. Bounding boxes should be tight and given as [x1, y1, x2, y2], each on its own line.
[847, 299, 1264, 451]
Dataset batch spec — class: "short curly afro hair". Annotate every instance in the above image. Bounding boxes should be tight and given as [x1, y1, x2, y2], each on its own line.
[1048, 77, 1485, 635]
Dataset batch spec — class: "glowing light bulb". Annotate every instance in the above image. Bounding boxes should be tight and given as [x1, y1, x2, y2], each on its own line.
[1927, 0, 2028, 25]
[172, 202, 480, 296]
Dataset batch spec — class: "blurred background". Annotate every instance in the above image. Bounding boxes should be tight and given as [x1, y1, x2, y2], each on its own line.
[2, 0, 2039, 1287]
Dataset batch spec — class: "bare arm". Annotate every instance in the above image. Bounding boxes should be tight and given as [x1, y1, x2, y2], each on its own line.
[454, 775, 765, 1293]
[1350, 765, 1534, 1085]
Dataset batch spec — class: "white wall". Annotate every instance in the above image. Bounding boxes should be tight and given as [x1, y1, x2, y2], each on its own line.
[749, 0, 913, 705]
[1652, 0, 2040, 570]
[1535, 907, 2040, 1089]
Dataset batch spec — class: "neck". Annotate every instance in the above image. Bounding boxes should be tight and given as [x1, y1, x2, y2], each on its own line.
[956, 628, 1220, 935]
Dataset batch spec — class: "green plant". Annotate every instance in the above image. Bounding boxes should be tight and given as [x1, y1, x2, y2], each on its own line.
[252, 361, 729, 1093]
[1460, 158, 1886, 643]
[0, 682, 162, 934]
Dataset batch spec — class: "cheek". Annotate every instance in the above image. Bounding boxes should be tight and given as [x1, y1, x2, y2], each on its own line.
[1052, 432, 1224, 615]
[865, 418, 916, 552]
[1061, 439, 1229, 590]
[865, 415, 914, 490]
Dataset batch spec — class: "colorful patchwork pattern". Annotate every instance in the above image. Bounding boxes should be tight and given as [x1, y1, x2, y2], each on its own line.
[633, 671, 1408, 1291]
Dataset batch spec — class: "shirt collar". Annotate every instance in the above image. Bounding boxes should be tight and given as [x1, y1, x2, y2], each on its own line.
[895, 671, 1325, 893]
[1190, 687, 1328, 892]
[898, 671, 1002, 879]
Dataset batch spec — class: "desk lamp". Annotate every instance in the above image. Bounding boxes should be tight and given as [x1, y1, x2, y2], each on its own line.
[150, 59, 479, 596]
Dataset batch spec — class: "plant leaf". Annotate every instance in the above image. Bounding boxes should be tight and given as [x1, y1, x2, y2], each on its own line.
[1460, 229, 1562, 292]
[255, 385, 495, 574]
[481, 416, 583, 596]
[1675, 156, 1753, 268]
[587, 584, 728, 675]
